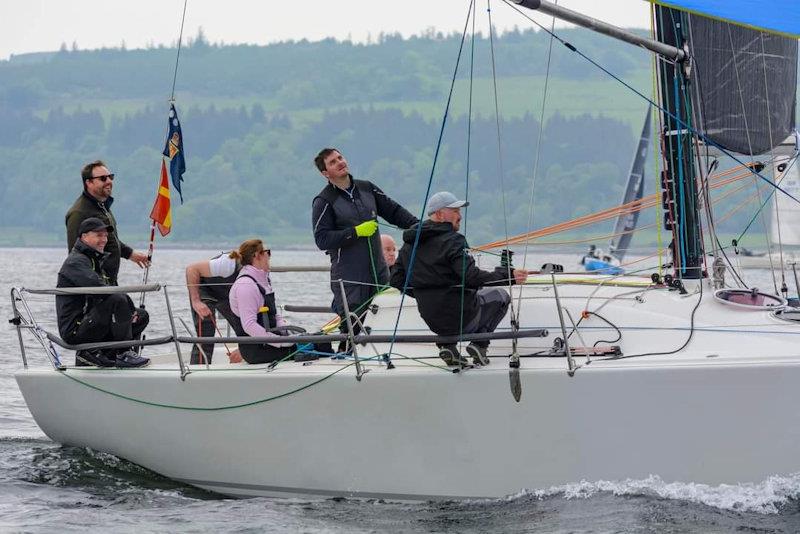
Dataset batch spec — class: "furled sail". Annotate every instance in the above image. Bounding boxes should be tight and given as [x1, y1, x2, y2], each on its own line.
[609, 111, 651, 262]
[682, 11, 798, 155]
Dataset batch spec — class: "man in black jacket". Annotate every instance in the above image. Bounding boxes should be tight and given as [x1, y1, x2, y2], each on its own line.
[391, 191, 528, 366]
[312, 148, 418, 348]
[65, 160, 149, 285]
[57, 217, 150, 368]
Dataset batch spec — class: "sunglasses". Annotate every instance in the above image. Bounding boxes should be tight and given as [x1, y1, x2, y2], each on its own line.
[93, 174, 115, 182]
[260, 249, 271, 257]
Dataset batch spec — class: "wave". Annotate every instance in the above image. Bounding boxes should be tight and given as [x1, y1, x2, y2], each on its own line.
[505, 474, 800, 514]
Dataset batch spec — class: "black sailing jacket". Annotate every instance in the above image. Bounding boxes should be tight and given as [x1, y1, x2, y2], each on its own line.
[390, 220, 512, 336]
[56, 239, 110, 338]
[312, 177, 417, 315]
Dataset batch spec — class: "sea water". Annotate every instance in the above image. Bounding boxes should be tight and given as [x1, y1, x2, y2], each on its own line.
[1, 247, 799, 533]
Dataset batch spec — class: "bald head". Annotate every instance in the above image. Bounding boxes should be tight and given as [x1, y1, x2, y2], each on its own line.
[381, 234, 397, 267]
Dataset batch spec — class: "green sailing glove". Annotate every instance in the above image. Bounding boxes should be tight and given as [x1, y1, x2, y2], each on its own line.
[355, 220, 378, 237]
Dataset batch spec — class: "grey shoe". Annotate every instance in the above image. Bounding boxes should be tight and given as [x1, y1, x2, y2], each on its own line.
[466, 343, 490, 366]
[115, 350, 150, 368]
[439, 345, 468, 367]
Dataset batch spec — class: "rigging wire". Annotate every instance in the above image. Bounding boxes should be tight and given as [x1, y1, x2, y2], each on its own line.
[759, 32, 786, 294]
[516, 0, 558, 327]
[458, 0, 477, 352]
[485, 0, 519, 349]
[388, 0, 476, 359]
[170, 0, 190, 101]
[726, 24, 779, 293]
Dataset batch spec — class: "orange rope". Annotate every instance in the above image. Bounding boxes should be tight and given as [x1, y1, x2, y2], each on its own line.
[475, 164, 759, 251]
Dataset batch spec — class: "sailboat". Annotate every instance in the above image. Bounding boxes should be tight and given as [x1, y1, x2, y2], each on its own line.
[11, 1, 800, 500]
[581, 111, 651, 274]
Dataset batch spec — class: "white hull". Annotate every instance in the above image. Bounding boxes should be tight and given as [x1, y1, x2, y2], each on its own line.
[15, 275, 800, 499]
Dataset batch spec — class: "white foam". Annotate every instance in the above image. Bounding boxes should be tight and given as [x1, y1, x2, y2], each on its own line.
[510, 473, 800, 514]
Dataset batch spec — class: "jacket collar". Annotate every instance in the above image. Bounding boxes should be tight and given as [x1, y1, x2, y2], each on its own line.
[327, 175, 355, 194]
[82, 190, 114, 209]
[73, 238, 109, 263]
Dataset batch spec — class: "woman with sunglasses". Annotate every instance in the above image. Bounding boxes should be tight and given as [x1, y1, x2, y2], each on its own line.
[228, 239, 299, 364]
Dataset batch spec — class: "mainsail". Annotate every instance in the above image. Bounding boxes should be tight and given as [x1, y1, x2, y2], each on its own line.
[683, 11, 798, 156]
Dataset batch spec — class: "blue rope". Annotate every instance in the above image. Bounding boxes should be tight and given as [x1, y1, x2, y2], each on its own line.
[500, 0, 800, 207]
[674, 75, 687, 273]
[388, 0, 476, 358]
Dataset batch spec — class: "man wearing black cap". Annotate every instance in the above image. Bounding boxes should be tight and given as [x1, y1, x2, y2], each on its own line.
[390, 191, 528, 367]
[56, 217, 150, 367]
[65, 160, 149, 285]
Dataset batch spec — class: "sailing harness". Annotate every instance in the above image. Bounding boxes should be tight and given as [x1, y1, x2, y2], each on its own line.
[237, 274, 278, 331]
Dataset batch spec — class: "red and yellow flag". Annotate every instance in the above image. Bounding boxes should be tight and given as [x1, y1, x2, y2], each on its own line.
[149, 159, 172, 236]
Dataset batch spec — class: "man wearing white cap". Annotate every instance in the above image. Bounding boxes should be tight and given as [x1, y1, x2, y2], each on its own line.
[390, 191, 528, 366]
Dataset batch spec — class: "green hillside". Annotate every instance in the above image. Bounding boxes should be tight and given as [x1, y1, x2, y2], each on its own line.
[0, 28, 782, 249]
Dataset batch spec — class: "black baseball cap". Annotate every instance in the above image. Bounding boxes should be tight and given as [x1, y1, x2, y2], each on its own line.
[78, 217, 113, 235]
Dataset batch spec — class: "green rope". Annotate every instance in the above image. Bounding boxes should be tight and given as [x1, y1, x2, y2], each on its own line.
[366, 231, 385, 292]
[59, 361, 356, 411]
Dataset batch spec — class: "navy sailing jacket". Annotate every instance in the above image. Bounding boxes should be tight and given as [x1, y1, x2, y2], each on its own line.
[312, 177, 417, 315]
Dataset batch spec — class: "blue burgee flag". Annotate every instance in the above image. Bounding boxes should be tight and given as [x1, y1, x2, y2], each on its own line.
[162, 103, 186, 203]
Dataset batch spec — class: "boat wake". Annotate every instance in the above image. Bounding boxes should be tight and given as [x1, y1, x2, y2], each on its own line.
[508, 474, 800, 514]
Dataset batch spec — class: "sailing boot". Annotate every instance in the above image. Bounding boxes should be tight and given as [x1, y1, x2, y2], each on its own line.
[438, 344, 468, 367]
[465, 342, 490, 366]
[75, 349, 115, 368]
[115, 350, 151, 368]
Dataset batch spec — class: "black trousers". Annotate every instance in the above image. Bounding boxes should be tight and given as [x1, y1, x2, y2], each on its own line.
[190, 298, 241, 364]
[239, 343, 297, 364]
[65, 294, 149, 351]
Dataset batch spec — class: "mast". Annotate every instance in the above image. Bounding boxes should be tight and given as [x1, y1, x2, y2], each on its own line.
[653, 6, 703, 279]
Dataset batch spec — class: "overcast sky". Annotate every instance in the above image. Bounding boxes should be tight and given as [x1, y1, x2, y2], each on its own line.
[0, 0, 651, 61]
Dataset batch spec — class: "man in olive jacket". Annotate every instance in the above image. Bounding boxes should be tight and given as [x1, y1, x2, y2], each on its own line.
[65, 160, 149, 285]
